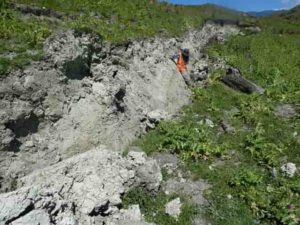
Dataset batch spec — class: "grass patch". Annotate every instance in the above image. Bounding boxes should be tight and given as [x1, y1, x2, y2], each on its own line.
[122, 187, 198, 225]
[134, 21, 300, 224]
[0, 3, 52, 75]
[1, 0, 250, 76]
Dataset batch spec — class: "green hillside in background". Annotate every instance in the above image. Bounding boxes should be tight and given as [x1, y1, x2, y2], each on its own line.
[258, 5, 300, 34]
[0, 0, 250, 75]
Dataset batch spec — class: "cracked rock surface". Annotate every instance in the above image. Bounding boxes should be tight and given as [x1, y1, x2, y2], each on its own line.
[0, 148, 161, 225]
[0, 23, 238, 185]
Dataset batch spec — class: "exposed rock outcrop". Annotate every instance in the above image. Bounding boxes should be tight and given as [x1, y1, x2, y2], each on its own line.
[0, 23, 239, 185]
[0, 23, 240, 224]
[0, 147, 161, 225]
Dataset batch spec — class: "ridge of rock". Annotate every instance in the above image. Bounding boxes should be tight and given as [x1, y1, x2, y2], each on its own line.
[0, 24, 239, 182]
[0, 147, 161, 225]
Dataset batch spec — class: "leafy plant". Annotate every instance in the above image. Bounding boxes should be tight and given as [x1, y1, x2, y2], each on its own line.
[157, 121, 225, 160]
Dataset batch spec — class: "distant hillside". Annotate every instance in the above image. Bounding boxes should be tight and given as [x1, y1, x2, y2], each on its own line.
[258, 4, 300, 34]
[247, 10, 284, 17]
[278, 4, 300, 21]
[194, 4, 248, 21]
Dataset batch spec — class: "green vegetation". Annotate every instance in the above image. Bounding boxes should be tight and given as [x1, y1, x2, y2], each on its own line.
[0, 1, 52, 75]
[13, 1, 247, 42]
[135, 8, 300, 225]
[122, 187, 198, 225]
[1, 0, 248, 76]
[1, 0, 300, 224]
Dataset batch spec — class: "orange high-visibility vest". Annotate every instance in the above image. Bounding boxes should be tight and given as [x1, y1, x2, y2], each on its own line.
[176, 52, 187, 74]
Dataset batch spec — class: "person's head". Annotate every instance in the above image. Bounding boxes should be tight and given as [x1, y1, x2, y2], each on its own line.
[181, 48, 190, 63]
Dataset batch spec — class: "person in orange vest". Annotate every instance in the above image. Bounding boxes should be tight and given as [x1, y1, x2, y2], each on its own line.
[171, 48, 191, 86]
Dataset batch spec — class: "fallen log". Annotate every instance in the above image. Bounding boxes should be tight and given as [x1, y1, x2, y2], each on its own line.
[221, 67, 265, 94]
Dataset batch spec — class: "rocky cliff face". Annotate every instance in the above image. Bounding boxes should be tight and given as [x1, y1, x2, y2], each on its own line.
[0, 23, 239, 224]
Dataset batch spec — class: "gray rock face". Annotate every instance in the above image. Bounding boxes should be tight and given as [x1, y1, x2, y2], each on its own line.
[0, 24, 239, 187]
[11, 210, 51, 225]
[0, 23, 239, 224]
[190, 60, 209, 83]
[0, 148, 161, 225]
[222, 67, 265, 94]
[0, 188, 35, 224]
[281, 163, 297, 177]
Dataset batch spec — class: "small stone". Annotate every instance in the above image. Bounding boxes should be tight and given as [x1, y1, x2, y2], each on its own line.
[33, 108, 44, 118]
[127, 151, 147, 166]
[281, 163, 297, 177]
[220, 120, 236, 134]
[147, 110, 168, 123]
[180, 178, 186, 183]
[204, 118, 214, 128]
[271, 168, 278, 178]
[227, 194, 232, 199]
[167, 169, 173, 175]
[24, 141, 35, 148]
[165, 198, 182, 219]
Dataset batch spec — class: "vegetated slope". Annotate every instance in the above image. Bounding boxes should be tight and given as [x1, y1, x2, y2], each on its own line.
[247, 10, 283, 17]
[135, 6, 300, 225]
[0, 0, 249, 76]
[258, 4, 300, 34]
[279, 4, 300, 21]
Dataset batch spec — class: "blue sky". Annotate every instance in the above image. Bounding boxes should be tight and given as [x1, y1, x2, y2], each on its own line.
[163, 0, 300, 11]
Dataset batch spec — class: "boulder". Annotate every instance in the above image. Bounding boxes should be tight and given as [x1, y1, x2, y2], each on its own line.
[281, 163, 297, 177]
[274, 104, 297, 119]
[165, 198, 182, 219]
[0, 147, 162, 225]
[220, 120, 236, 134]
[245, 26, 261, 33]
[164, 179, 210, 206]
[136, 160, 163, 192]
